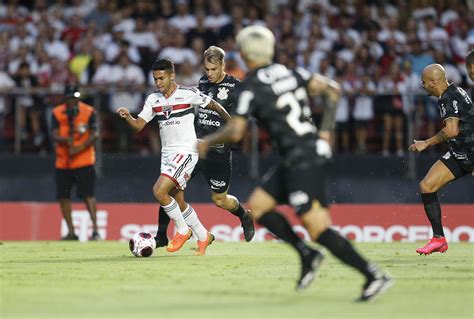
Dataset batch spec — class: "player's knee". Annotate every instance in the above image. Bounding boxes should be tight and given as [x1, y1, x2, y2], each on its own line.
[153, 185, 167, 203]
[419, 179, 437, 193]
[211, 193, 226, 208]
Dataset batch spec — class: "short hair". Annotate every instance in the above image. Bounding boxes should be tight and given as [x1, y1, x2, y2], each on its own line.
[236, 25, 275, 64]
[203, 46, 225, 65]
[466, 50, 474, 65]
[151, 58, 175, 73]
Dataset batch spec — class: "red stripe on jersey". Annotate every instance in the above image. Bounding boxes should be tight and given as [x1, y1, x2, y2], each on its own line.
[152, 104, 192, 113]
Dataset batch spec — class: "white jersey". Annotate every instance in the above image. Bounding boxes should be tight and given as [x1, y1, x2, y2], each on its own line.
[138, 86, 212, 153]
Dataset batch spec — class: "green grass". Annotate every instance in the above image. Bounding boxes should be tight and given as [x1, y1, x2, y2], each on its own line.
[1, 241, 473, 319]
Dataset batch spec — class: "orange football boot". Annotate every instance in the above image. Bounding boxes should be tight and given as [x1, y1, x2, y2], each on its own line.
[195, 232, 215, 256]
[166, 228, 192, 252]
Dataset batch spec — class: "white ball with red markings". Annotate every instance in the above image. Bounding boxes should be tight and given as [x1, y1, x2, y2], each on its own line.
[129, 232, 155, 257]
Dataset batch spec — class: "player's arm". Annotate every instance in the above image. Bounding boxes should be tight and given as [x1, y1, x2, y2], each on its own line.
[409, 118, 459, 152]
[117, 107, 147, 132]
[206, 99, 232, 122]
[307, 74, 341, 141]
[198, 116, 248, 158]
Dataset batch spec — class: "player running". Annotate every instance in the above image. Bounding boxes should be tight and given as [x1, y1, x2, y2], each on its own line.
[155, 46, 255, 247]
[409, 63, 474, 255]
[117, 58, 231, 255]
[155, 46, 255, 248]
[198, 26, 392, 301]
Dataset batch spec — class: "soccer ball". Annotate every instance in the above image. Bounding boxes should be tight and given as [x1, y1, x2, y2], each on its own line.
[129, 232, 155, 257]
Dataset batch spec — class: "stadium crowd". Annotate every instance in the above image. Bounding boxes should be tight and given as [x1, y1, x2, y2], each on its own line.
[0, 0, 473, 155]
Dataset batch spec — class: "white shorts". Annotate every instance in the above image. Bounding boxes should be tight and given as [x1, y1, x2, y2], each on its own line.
[160, 152, 198, 190]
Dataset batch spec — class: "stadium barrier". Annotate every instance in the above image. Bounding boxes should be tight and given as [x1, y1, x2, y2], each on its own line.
[1, 202, 472, 242]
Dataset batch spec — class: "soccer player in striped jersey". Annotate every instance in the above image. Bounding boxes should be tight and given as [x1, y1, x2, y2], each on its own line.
[155, 46, 255, 247]
[117, 59, 231, 255]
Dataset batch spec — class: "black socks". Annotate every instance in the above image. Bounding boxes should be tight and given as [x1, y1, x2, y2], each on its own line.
[258, 211, 312, 257]
[421, 192, 444, 237]
[157, 206, 170, 238]
[317, 228, 375, 281]
[230, 203, 247, 219]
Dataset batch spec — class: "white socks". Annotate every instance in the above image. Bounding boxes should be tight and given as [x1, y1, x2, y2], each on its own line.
[182, 205, 207, 241]
[162, 197, 188, 234]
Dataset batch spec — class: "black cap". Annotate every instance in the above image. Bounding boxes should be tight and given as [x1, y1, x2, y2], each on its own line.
[64, 85, 81, 99]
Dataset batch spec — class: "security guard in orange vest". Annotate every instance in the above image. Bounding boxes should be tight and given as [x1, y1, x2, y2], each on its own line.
[52, 85, 100, 240]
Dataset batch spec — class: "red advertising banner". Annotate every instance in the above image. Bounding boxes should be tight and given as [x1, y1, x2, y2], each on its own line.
[0, 202, 472, 242]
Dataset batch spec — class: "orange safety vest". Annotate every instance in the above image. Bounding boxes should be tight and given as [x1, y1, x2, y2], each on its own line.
[52, 102, 96, 169]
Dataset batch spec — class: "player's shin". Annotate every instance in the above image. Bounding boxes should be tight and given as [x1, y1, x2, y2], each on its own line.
[420, 192, 445, 237]
[258, 211, 313, 257]
[316, 228, 376, 281]
[162, 197, 189, 234]
[182, 204, 208, 241]
[155, 206, 170, 247]
[157, 206, 170, 236]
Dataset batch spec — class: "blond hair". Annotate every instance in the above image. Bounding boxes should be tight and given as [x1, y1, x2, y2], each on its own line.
[236, 25, 275, 64]
[203, 46, 225, 65]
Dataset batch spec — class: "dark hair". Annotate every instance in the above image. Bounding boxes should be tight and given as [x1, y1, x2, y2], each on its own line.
[466, 50, 474, 65]
[151, 59, 175, 73]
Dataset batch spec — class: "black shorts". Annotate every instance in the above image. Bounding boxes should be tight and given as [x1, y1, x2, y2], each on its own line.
[261, 159, 328, 215]
[440, 152, 473, 179]
[193, 150, 232, 194]
[56, 165, 96, 199]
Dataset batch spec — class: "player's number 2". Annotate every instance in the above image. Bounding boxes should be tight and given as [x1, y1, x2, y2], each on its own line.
[276, 88, 316, 136]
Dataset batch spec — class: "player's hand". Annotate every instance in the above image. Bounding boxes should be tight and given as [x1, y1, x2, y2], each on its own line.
[197, 140, 210, 159]
[117, 107, 130, 119]
[409, 139, 428, 152]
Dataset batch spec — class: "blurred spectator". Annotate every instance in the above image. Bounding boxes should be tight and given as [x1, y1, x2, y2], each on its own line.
[377, 63, 405, 157]
[417, 15, 449, 55]
[204, 0, 231, 31]
[42, 24, 70, 62]
[353, 74, 376, 154]
[404, 40, 434, 76]
[13, 62, 43, 147]
[432, 50, 462, 84]
[186, 9, 216, 48]
[0, 68, 15, 151]
[124, 16, 160, 76]
[219, 4, 247, 42]
[104, 31, 141, 64]
[61, 14, 86, 52]
[84, 0, 111, 33]
[168, 0, 197, 33]
[109, 53, 145, 152]
[69, 38, 93, 81]
[80, 48, 110, 86]
[334, 70, 352, 153]
[8, 46, 38, 75]
[159, 31, 197, 66]
[9, 24, 35, 54]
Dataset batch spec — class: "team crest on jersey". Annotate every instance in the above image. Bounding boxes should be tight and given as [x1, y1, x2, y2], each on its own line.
[162, 105, 173, 119]
[217, 87, 229, 100]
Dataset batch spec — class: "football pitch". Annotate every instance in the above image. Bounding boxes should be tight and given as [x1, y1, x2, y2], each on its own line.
[1, 241, 473, 319]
